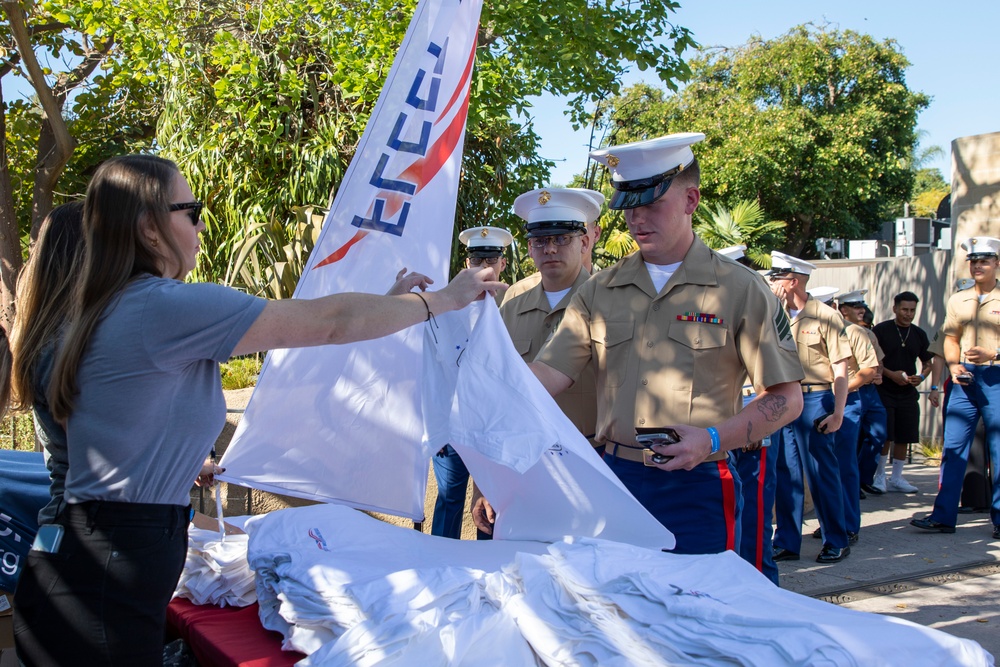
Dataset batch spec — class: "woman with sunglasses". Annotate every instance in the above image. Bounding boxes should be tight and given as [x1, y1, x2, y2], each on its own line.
[13, 154, 504, 666]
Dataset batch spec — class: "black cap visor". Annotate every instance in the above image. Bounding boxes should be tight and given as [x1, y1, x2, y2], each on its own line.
[524, 220, 587, 237]
[967, 252, 998, 261]
[467, 245, 504, 258]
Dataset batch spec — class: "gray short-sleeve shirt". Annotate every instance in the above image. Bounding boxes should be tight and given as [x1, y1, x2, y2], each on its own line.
[64, 276, 266, 506]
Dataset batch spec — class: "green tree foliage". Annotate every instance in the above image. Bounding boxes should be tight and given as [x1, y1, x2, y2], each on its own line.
[3, 0, 696, 301]
[693, 199, 786, 268]
[910, 167, 949, 218]
[597, 24, 929, 258]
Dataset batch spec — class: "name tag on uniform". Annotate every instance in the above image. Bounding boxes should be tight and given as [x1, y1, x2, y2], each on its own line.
[677, 312, 724, 325]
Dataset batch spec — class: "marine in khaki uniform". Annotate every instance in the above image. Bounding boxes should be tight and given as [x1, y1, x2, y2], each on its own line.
[430, 226, 513, 539]
[471, 188, 603, 536]
[767, 255, 854, 564]
[913, 236, 1000, 538]
[528, 133, 805, 556]
[836, 290, 889, 497]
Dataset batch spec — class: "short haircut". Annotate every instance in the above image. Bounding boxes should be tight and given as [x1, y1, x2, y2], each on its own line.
[675, 155, 701, 188]
[894, 291, 919, 306]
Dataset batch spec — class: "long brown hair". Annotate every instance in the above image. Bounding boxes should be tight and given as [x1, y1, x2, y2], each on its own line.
[9, 201, 85, 411]
[49, 155, 187, 421]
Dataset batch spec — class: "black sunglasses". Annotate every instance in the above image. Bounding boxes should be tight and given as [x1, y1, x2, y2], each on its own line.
[169, 201, 204, 226]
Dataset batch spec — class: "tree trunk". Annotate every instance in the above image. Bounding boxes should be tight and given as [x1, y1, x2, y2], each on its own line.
[0, 82, 24, 330]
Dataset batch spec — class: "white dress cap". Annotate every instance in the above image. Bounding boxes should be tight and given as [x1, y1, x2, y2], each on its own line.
[589, 132, 705, 210]
[960, 236, 1000, 259]
[807, 286, 838, 304]
[767, 250, 817, 276]
[836, 289, 868, 306]
[717, 244, 747, 261]
[513, 188, 603, 237]
[459, 226, 513, 257]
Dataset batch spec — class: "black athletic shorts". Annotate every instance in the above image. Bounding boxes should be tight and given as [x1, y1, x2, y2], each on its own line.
[880, 394, 920, 444]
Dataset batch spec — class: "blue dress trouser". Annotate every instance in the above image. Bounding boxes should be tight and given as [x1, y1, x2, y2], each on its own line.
[774, 389, 850, 552]
[731, 393, 778, 585]
[605, 448, 741, 555]
[835, 392, 863, 534]
[431, 445, 470, 539]
[731, 446, 779, 585]
[930, 364, 1000, 528]
[856, 384, 887, 485]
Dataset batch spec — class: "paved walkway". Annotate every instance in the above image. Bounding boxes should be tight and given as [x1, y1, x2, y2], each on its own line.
[780, 455, 999, 659]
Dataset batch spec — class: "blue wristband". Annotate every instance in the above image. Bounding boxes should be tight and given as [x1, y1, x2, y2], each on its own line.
[706, 426, 721, 454]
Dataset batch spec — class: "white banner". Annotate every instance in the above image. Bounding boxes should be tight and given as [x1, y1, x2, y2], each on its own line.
[220, 0, 484, 520]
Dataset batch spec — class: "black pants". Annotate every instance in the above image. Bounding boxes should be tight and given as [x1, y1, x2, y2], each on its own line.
[14, 501, 189, 667]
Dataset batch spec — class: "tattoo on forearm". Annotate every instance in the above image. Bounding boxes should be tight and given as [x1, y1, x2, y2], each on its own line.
[757, 395, 788, 422]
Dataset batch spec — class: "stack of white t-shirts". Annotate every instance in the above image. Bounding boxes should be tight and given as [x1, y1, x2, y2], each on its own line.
[174, 526, 256, 607]
[421, 298, 674, 550]
[503, 538, 992, 667]
[245, 503, 548, 665]
[246, 504, 993, 667]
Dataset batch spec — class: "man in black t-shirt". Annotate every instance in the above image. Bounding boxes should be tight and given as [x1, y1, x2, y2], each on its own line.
[872, 291, 934, 494]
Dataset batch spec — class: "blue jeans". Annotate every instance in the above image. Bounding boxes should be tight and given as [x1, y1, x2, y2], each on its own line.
[605, 446, 741, 555]
[774, 390, 849, 552]
[856, 384, 887, 485]
[431, 445, 470, 539]
[930, 364, 1000, 528]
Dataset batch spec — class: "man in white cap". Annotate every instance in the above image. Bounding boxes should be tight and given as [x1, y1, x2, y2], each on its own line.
[837, 290, 889, 499]
[431, 226, 513, 539]
[767, 252, 854, 564]
[826, 290, 878, 541]
[913, 236, 1000, 539]
[527, 133, 805, 556]
[471, 188, 603, 536]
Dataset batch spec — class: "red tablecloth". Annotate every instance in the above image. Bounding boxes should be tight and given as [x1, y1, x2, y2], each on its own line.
[167, 598, 305, 667]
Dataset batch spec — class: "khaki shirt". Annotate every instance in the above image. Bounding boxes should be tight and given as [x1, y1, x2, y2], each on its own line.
[500, 268, 598, 441]
[928, 328, 945, 359]
[789, 297, 852, 384]
[844, 322, 879, 383]
[942, 283, 1000, 361]
[536, 238, 804, 448]
[862, 327, 886, 365]
[501, 271, 541, 303]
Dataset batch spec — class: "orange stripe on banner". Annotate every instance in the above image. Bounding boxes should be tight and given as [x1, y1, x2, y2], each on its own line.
[400, 88, 471, 192]
[435, 37, 477, 126]
[756, 448, 768, 572]
[313, 229, 369, 268]
[717, 460, 737, 552]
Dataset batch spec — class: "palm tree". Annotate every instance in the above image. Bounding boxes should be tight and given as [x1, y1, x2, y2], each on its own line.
[693, 200, 787, 268]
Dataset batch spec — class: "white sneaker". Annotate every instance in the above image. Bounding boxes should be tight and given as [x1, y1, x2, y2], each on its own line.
[872, 471, 887, 493]
[888, 476, 919, 493]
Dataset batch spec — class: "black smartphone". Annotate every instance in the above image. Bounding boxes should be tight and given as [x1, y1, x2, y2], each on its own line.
[956, 373, 974, 385]
[813, 413, 832, 433]
[636, 427, 681, 465]
[32, 524, 64, 554]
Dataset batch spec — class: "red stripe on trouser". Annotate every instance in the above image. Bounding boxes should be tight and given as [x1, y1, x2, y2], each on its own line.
[716, 460, 737, 552]
[755, 447, 768, 571]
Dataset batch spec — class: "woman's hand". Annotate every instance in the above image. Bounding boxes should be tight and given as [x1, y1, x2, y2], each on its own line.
[386, 268, 433, 296]
[436, 267, 507, 311]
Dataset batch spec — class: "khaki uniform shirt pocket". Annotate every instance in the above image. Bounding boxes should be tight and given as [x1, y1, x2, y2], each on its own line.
[591, 321, 634, 388]
[511, 337, 533, 362]
[666, 321, 729, 391]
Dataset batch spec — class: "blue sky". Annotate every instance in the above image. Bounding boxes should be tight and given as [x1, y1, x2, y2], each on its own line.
[530, 0, 999, 187]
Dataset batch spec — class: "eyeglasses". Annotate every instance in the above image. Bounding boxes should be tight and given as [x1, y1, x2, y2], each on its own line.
[528, 233, 581, 249]
[469, 256, 502, 266]
[169, 201, 204, 226]
[767, 274, 793, 282]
